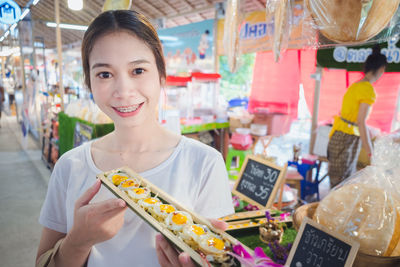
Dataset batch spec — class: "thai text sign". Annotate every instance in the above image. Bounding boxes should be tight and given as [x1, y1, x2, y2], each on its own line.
[232, 155, 286, 208]
[286, 217, 359, 267]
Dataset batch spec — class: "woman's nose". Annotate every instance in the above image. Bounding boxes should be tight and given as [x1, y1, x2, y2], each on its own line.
[113, 75, 137, 98]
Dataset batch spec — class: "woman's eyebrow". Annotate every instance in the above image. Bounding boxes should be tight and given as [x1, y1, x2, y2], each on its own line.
[91, 63, 110, 70]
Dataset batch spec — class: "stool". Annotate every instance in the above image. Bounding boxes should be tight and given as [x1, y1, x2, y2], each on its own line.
[288, 160, 321, 201]
[225, 147, 253, 180]
[285, 168, 303, 198]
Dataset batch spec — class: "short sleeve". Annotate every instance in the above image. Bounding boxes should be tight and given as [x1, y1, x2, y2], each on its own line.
[358, 83, 376, 105]
[38, 161, 68, 233]
[194, 153, 234, 219]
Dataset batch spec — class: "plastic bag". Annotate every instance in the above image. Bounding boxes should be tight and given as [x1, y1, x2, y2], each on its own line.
[302, 0, 400, 48]
[266, 0, 293, 62]
[223, 0, 243, 72]
[313, 134, 400, 256]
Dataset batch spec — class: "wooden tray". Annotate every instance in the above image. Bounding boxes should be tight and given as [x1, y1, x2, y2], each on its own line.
[98, 166, 252, 266]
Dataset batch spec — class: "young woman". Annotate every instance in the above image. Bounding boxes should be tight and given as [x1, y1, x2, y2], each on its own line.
[36, 10, 233, 267]
[327, 45, 387, 188]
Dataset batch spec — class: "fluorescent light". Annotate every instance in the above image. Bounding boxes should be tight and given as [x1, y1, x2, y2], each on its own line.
[20, 9, 30, 20]
[4, 31, 9, 37]
[33, 0, 40, 5]
[68, 0, 83, 11]
[10, 23, 17, 31]
[0, 37, 4, 42]
[46, 22, 88, 31]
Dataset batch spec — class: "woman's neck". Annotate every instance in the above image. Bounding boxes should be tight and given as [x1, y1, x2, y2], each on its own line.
[110, 120, 164, 153]
[361, 72, 375, 83]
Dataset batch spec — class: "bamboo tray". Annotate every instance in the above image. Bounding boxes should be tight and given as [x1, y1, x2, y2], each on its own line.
[97, 166, 252, 266]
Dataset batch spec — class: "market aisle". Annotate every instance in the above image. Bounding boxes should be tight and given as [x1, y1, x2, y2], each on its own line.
[0, 115, 51, 267]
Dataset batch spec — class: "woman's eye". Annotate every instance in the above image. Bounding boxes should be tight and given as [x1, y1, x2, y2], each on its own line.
[133, 68, 145, 75]
[98, 72, 112, 79]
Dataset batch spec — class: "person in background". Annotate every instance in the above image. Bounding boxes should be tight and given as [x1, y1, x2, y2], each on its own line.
[327, 45, 387, 188]
[35, 10, 233, 267]
[0, 83, 4, 127]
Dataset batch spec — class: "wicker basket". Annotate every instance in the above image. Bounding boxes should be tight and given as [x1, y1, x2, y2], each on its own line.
[293, 203, 400, 267]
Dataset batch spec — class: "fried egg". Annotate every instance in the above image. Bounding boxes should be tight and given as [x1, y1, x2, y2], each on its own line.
[118, 179, 140, 191]
[127, 187, 151, 202]
[108, 172, 130, 186]
[153, 204, 176, 220]
[199, 233, 226, 255]
[165, 211, 193, 232]
[181, 224, 209, 243]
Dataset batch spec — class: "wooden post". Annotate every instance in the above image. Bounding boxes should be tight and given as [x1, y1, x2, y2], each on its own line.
[54, 0, 65, 111]
[309, 67, 322, 155]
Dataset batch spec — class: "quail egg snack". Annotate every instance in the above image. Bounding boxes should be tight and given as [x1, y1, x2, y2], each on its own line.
[165, 211, 193, 233]
[138, 197, 160, 212]
[101, 168, 243, 266]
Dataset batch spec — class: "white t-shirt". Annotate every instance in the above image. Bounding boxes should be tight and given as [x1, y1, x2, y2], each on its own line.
[39, 136, 234, 267]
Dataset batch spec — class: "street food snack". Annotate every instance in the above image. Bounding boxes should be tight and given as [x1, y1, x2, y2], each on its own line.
[98, 167, 247, 266]
[305, 0, 400, 43]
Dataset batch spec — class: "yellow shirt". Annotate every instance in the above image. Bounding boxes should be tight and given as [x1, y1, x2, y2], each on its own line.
[329, 81, 376, 137]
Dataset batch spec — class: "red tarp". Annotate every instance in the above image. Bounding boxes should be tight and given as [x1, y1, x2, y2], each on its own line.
[248, 49, 400, 133]
[249, 50, 300, 118]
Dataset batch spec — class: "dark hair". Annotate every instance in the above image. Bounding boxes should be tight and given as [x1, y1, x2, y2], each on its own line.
[363, 45, 387, 74]
[81, 10, 166, 90]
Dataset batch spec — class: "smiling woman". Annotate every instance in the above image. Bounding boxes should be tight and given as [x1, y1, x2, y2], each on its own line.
[36, 10, 234, 267]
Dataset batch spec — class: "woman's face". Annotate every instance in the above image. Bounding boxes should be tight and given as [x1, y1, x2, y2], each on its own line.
[89, 31, 162, 128]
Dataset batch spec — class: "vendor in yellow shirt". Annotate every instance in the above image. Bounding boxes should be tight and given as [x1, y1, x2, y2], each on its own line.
[327, 45, 387, 188]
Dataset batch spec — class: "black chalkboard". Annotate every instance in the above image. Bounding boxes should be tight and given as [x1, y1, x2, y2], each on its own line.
[286, 217, 359, 267]
[232, 155, 286, 208]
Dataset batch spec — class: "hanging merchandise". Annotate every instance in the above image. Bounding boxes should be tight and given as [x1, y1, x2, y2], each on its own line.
[303, 0, 400, 47]
[223, 0, 243, 72]
[267, 0, 293, 62]
[102, 0, 132, 12]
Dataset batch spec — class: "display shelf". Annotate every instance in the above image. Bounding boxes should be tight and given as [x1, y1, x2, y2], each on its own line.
[180, 121, 229, 134]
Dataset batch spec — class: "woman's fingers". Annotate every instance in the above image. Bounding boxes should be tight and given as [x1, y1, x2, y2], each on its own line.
[91, 198, 126, 214]
[178, 252, 196, 267]
[210, 219, 228, 231]
[155, 234, 181, 267]
[75, 179, 101, 208]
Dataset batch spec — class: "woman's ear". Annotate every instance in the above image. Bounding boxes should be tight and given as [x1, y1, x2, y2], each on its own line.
[160, 77, 166, 88]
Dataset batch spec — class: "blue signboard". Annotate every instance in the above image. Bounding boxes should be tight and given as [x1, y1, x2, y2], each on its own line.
[0, 0, 21, 25]
[158, 19, 215, 74]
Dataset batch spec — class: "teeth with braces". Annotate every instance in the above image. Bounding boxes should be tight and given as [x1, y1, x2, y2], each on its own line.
[115, 105, 139, 113]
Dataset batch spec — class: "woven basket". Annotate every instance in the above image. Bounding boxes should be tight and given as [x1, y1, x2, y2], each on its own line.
[293, 203, 400, 267]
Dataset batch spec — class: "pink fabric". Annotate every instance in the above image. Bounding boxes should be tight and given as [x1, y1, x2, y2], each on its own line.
[249, 50, 300, 118]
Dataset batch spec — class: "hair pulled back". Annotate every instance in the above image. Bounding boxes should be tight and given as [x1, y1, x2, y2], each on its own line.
[363, 45, 387, 74]
[81, 10, 166, 90]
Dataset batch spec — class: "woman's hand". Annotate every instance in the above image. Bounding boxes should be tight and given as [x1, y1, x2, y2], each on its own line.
[155, 219, 228, 267]
[66, 179, 127, 250]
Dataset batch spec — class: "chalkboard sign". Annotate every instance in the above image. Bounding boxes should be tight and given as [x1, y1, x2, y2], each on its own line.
[232, 155, 287, 208]
[286, 217, 359, 267]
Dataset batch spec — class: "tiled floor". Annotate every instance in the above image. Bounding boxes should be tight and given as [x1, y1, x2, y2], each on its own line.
[0, 115, 51, 267]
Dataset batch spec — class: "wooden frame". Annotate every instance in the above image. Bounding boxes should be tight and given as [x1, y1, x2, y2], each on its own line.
[286, 217, 360, 267]
[97, 166, 252, 267]
[232, 154, 287, 209]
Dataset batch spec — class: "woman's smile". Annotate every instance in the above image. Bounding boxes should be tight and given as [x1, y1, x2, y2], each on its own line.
[112, 103, 144, 117]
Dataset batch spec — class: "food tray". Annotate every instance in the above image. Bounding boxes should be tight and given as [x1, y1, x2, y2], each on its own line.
[98, 166, 251, 266]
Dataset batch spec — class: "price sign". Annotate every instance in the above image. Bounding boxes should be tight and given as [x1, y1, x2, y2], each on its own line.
[232, 155, 287, 208]
[286, 217, 359, 267]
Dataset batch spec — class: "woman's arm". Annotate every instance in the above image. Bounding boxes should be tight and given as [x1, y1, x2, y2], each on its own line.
[357, 103, 373, 156]
[36, 179, 127, 267]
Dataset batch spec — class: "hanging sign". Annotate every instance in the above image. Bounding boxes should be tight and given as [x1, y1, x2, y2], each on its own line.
[73, 122, 93, 148]
[317, 37, 400, 72]
[0, 0, 21, 25]
[232, 155, 287, 209]
[216, 0, 305, 55]
[286, 217, 360, 267]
